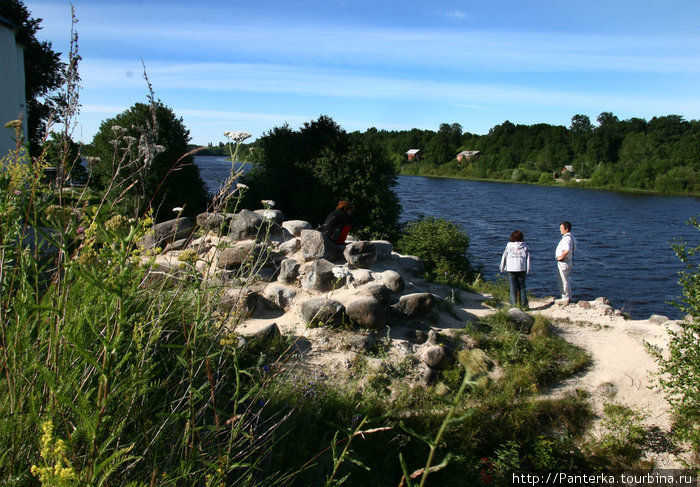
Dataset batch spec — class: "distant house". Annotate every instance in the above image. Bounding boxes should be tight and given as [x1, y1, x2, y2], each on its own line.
[0, 14, 28, 157]
[562, 165, 574, 174]
[405, 149, 422, 162]
[456, 150, 481, 162]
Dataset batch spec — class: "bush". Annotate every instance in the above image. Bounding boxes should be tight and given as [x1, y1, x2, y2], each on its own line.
[396, 216, 475, 287]
[652, 216, 700, 459]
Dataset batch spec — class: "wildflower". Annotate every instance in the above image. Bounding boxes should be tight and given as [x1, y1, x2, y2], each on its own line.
[76, 226, 84, 234]
[4, 119, 22, 129]
[262, 209, 276, 220]
[13, 190, 21, 195]
[224, 131, 252, 143]
[261, 199, 275, 208]
[236, 183, 249, 190]
[172, 206, 184, 214]
[261, 364, 270, 374]
[332, 266, 351, 279]
[105, 214, 129, 231]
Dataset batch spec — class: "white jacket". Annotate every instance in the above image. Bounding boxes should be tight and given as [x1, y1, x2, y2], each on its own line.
[500, 241, 530, 273]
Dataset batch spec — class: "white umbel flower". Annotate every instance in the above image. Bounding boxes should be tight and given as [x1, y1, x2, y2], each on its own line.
[224, 131, 252, 143]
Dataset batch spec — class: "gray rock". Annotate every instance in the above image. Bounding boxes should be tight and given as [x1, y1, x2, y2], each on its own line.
[300, 229, 338, 261]
[263, 284, 297, 310]
[343, 241, 377, 268]
[393, 293, 436, 317]
[648, 314, 670, 324]
[421, 345, 446, 368]
[141, 217, 194, 249]
[228, 209, 267, 240]
[277, 258, 301, 284]
[419, 365, 436, 385]
[278, 237, 301, 255]
[395, 255, 425, 276]
[381, 270, 405, 293]
[350, 269, 374, 286]
[344, 333, 373, 352]
[345, 296, 387, 329]
[357, 283, 392, 304]
[282, 219, 312, 237]
[163, 237, 190, 252]
[196, 212, 226, 232]
[372, 240, 393, 261]
[218, 288, 257, 318]
[506, 307, 535, 333]
[217, 241, 266, 269]
[251, 322, 281, 342]
[300, 298, 345, 327]
[300, 259, 344, 292]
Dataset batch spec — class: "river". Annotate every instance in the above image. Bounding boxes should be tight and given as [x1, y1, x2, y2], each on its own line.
[194, 156, 700, 320]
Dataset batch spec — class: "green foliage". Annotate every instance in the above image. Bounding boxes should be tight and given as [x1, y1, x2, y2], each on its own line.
[396, 216, 475, 287]
[652, 216, 700, 459]
[243, 116, 401, 239]
[86, 100, 209, 221]
[42, 131, 88, 185]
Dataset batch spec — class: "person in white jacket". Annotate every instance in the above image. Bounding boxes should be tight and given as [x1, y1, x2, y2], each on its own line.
[500, 230, 531, 309]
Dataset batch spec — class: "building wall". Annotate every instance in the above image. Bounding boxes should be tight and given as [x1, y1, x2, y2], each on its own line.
[0, 21, 28, 157]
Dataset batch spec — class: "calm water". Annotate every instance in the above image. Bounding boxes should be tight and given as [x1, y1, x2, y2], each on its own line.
[194, 156, 700, 319]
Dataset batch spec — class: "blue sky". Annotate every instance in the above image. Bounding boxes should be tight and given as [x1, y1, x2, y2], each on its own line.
[28, 0, 700, 145]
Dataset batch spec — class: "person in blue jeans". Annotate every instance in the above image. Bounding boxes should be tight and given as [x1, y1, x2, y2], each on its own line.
[500, 230, 531, 309]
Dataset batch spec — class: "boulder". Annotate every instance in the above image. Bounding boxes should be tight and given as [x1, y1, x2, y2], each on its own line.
[301, 298, 345, 327]
[228, 209, 266, 240]
[357, 283, 392, 304]
[262, 284, 297, 310]
[217, 241, 266, 269]
[300, 229, 338, 261]
[217, 288, 258, 318]
[350, 269, 374, 286]
[506, 307, 534, 333]
[648, 314, 670, 324]
[345, 296, 387, 329]
[277, 258, 301, 284]
[394, 254, 425, 276]
[372, 240, 393, 261]
[141, 217, 194, 249]
[282, 220, 312, 237]
[196, 212, 226, 232]
[300, 259, 344, 292]
[380, 270, 405, 294]
[393, 293, 436, 317]
[250, 322, 281, 342]
[278, 237, 301, 255]
[421, 345, 446, 368]
[343, 241, 377, 268]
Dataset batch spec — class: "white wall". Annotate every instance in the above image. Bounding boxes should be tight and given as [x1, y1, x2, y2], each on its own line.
[0, 21, 28, 158]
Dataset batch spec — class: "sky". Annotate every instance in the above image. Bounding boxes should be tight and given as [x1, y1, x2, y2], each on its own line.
[25, 0, 700, 145]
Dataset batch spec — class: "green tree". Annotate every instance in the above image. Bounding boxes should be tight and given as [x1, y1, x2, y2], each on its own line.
[0, 0, 65, 154]
[243, 115, 401, 239]
[43, 131, 88, 185]
[87, 101, 208, 221]
[652, 217, 700, 458]
[396, 216, 475, 287]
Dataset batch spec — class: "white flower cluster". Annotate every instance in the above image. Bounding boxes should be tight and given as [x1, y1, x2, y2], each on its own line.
[332, 266, 351, 279]
[224, 131, 252, 143]
[262, 209, 277, 220]
[261, 199, 275, 208]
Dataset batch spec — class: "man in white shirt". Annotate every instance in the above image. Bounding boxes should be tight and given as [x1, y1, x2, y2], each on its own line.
[555, 221, 577, 305]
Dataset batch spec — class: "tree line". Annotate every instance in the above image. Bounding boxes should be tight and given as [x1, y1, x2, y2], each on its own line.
[348, 114, 700, 195]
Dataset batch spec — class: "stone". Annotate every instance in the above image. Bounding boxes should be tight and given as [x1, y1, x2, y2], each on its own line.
[394, 254, 425, 276]
[344, 333, 373, 352]
[277, 258, 301, 284]
[419, 365, 436, 385]
[278, 237, 301, 255]
[196, 212, 226, 232]
[228, 209, 267, 241]
[345, 296, 387, 329]
[343, 241, 377, 268]
[300, 229, 338, 261]
[372, 240, 393, 261]
[300, 259, 344, 292]
[163, 237, 190, 252]
[251, 322, 281, 342]
[577, 301, 592, 309]
[393, 293, 436, 317]
[350, 269, 374, 286]
[218, 288, 257, 318]
[380, 270, 405, 293]
[648, 314, 670, 324]
[421, 345, 446, 368]
[263, 284, 297, 310]
[141, 217, 194, 249]
[506, 307, 535, 333]
[282, 220, 313, 237]
[217, 241, 265, 269]
[300, 298, 345, 327]
[357, 283, 392, 304]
